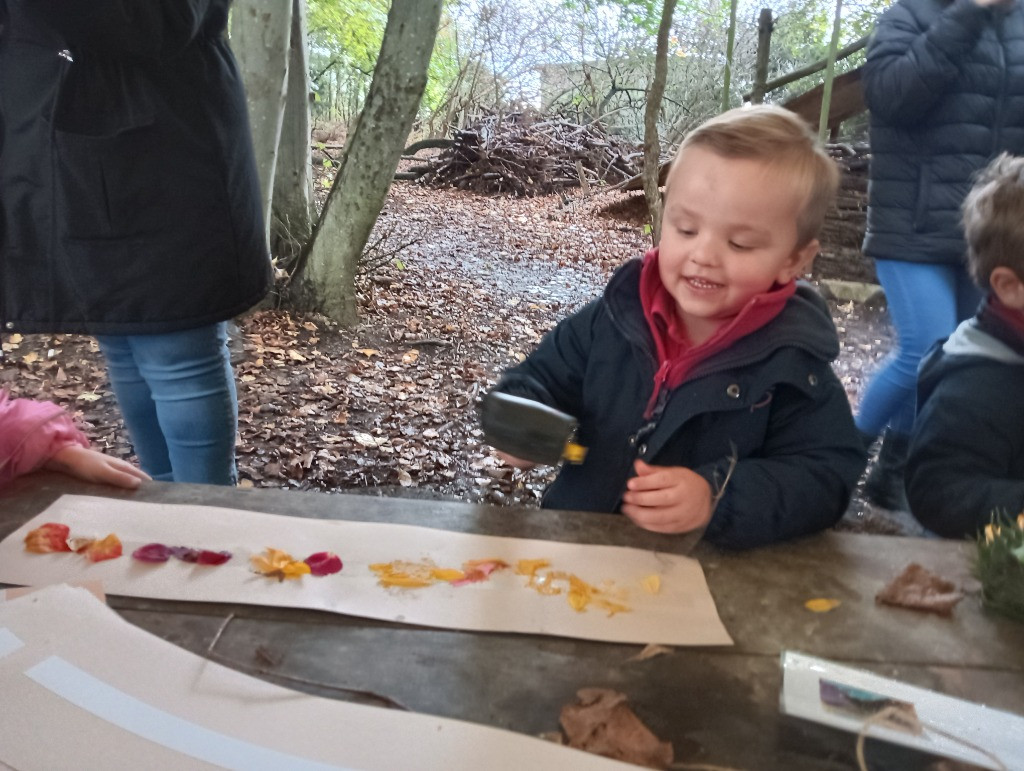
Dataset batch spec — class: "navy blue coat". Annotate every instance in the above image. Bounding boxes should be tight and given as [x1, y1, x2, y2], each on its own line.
[0, 0, 270, 335]
[906, 316, 1024, 537]
[862, 0, 1024, 263]
[492, 261, 866, 550]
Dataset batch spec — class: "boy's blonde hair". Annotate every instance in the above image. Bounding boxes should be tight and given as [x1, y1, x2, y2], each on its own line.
[668, 105, 839, 246]
[962, 153, 1024, 289]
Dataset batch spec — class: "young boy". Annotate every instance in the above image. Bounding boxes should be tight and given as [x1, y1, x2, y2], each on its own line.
[905, 153, 1024, 537]
[485, 105, 866, 550]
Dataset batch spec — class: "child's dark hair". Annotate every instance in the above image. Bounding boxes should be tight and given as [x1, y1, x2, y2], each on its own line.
[963, 153, 1024, 289]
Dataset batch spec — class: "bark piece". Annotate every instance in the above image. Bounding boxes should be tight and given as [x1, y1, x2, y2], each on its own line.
[560, 688, 673, 770]
[875, 563, 964, 616]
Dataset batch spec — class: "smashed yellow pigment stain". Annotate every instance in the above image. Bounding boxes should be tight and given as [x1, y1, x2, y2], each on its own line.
[517, 559, 631, 616]
[515, 559, 551, 578]
[430, 568, 466, 582]
[804, 598, 842, 613]
[371, 559, 507, 589]
[372, 556, 631, 615]
[642, 575, 661, 594]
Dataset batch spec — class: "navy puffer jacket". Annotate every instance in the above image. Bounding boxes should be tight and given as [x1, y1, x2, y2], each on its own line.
[862, 0, 1024, 263]
[492, 261, 866, 550]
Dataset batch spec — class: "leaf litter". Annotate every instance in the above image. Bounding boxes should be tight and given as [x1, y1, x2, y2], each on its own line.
[2, 182, 903, 532]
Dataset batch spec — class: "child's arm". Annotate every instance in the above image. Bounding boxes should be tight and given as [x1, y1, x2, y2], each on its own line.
[620, 460, 713, 534]
[44, 446, 150, 489]
[488, 300, 599, 465]
[862, 0, 991, 126]
[0, 393, 149, 489]
[685, 372, 866, 550]
[494, 451, 536, 470]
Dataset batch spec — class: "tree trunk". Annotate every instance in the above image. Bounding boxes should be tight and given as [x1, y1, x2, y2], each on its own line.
[271, 0, 313, 262]
[819, 0, 844, 142]
[722, 0, 738, 111]
[750, 9, 774, 105]
[643, 0, 678, 245]
[290, 0, 444, 326]
[230, 0, 293, 247]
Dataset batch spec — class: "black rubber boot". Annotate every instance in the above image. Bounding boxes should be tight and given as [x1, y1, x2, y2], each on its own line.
[862, 430, 910, 511]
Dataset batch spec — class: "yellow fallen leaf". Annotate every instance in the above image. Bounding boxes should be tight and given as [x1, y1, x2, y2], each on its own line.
[8, 333, 23, 344]
[21, 351, 39, 364]
[357, 348, 380, 357]
[402, 349, 419, 364]
[804, 598, 841, 613]
[641, 575, 661, 594]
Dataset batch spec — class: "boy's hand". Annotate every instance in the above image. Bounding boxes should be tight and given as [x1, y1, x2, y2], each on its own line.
[620, 459, 713, 534]
[495, 450, 537, 470]
[45, 445, 151, 490]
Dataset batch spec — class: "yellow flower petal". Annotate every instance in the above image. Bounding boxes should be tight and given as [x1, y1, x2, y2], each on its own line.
[251, 548, 309, 580]
[641, 574, 661, 594]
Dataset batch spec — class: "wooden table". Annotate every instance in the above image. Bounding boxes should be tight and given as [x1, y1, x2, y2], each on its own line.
[2, 473, 1022, 770]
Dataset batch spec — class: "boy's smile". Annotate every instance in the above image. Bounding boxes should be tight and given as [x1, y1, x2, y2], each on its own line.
[658, 146, 819, 345]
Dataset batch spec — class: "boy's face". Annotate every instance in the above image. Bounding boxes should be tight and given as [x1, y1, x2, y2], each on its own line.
[658, 146, 819, 344]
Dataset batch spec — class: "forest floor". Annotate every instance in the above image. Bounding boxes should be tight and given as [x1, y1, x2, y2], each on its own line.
[0, 180, 924, 537]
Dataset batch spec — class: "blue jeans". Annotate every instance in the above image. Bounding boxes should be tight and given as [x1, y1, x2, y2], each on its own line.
[856, 260, 982, 437]
[97, 323, 238, 485]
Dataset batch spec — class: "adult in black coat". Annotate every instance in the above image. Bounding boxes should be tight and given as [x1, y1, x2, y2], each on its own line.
[0, 1, 272, 484]
[856, 0, 1024, 509]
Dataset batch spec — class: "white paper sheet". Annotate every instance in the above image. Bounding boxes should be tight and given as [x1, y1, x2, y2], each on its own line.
[780, 651, 1024, 770]
[0, 585, 634, 770]
[0, 494, 731, 645]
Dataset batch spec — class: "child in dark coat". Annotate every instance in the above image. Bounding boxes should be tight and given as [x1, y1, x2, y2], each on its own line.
[906, 153, 1024, 537]
[486, 106, 866, 549]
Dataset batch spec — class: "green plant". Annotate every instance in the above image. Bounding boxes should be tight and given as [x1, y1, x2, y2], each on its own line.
[975, 512, 1024, 623]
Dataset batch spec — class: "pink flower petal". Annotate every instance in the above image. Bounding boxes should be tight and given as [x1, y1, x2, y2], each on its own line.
[132, 543, 172, 563]
[196, 550, 232, 566]
[304, 551, 343, 576]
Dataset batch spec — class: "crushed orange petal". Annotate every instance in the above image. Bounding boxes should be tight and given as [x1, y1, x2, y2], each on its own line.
[81, 534, 122, 562]
[24, 523, 72, 553]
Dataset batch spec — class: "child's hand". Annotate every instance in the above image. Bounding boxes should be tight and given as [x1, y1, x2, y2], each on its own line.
[620, 459, 713, 534]
[45, 445, 151, 489]
[495, 450, 537, 470]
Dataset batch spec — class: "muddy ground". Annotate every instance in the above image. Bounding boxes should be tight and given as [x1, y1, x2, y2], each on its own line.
[1, 182, 920, 536]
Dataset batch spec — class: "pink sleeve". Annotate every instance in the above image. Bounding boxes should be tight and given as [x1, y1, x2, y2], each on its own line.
[0, 391, 90, 487]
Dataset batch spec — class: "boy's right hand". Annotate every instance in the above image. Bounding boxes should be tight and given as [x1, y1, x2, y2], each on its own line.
[495, 450, 537, 470]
